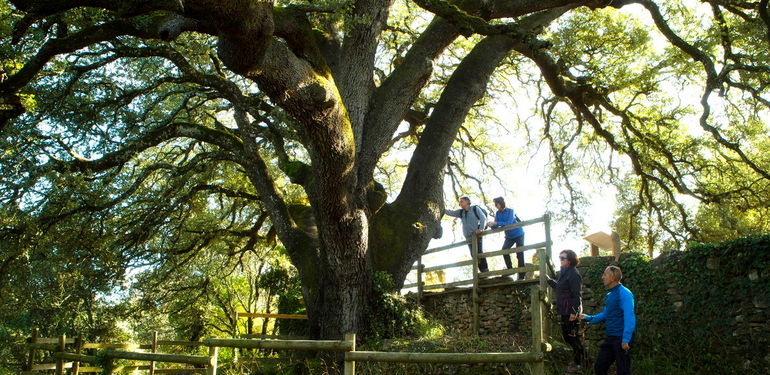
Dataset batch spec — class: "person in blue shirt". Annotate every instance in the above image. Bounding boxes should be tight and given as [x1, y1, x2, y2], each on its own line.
[486, 197, 525, 279]
[580, 265, 636, 375]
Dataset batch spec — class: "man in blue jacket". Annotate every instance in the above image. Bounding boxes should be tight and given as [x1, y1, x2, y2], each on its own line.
[445, 196, 488, 273]
[486, 197, 525, 279]
[581, 265, 636, 375]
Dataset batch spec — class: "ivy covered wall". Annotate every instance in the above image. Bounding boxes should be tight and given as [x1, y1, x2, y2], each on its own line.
[420, 234, 770, 374]
[577, 234, 769, 374]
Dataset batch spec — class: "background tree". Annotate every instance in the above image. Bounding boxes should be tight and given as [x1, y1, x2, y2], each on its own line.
[1, 0, 768, 343]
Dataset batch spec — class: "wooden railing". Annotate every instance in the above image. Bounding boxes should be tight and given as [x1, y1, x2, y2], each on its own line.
[401, 213, 556, 374]
[404, 215, 555, 329]
[23, 215, 556, 375]
[23, 331, 211, 375]
[25, 331, 554, 375]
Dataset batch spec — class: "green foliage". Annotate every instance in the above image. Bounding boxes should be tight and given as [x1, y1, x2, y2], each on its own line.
[581, 235, 770, 374]
[361, 272, 439, 344]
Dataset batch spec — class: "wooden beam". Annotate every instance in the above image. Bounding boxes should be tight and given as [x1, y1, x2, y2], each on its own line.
[54, 334, 65, 375]
[203, 338, 353, 352]
[421, 279, 474, 291]
[422, 260, 473, 272]
[235, 313, 307, 320]
[81, 343, 152, 350]
[478, 266, 536, 278]
[33, 338, 75, 345]
[104, 350, 209, 366]
[238, 334, 308, 340]
[52, 353, 96, 363]
[345, 351, 542, 363]
[207, 345, 218, 375]
[343, 333, 356, 375]
[26, 328, 39, 371]
[479, 242, 547, 258]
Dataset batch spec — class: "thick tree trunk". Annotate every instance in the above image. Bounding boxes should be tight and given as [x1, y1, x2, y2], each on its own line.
[296, 209, 371, 339]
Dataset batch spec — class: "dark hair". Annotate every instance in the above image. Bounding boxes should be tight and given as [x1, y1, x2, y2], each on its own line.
[460, 196, 471, 204]
[493, 197, 506, 208]
[560, 249, 580, 267]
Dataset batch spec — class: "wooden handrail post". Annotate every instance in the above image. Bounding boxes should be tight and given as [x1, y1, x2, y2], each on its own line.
[26, 327, 39, 371]
[149, 331, 158, 375]
[344, 333, 356, 375]
[73, 335, 83, 375]
[530, 286, 545, 375]
[55, 334, 65, 375]
[543, 214, 555, 339]
[540, 215, 550, 289]
[232, 310, 240, 364]
[471, 233, 480, 335]
[207, 345, 219, 375]
[416, 259, 424, 302]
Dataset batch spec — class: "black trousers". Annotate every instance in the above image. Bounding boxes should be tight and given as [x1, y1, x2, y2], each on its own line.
[467, 236, 488, 272]
[560, 315, 585, 366]
[502, 235, 525, 278]
[595, 336, 631, 375]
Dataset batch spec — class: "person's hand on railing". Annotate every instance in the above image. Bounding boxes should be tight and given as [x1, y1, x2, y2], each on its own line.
[486, 220, 496, 227]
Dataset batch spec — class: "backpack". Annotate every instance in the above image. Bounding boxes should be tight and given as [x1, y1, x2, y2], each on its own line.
[464, 205, 487, 228]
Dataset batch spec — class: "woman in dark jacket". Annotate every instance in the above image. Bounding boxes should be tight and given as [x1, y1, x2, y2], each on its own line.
[548, 249, 585, 373]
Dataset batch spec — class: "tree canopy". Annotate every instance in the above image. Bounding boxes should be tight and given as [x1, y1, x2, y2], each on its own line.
[1, 0, 769, 341]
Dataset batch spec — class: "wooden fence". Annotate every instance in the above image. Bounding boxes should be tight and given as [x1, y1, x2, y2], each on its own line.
[23, 330, 212, 375]
[403, 214, 556, 332]
[24, 330, 553, 375]
[23, 215, 556, 375]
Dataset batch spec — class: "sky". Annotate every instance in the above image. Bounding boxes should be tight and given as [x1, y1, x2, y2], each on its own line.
[403, 1, 721, 289]
[397, 2, 699, 290]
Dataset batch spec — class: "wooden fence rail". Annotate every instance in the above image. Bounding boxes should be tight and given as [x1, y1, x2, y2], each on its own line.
[23, 331, 212, 375]
[26, 323, 551, 375]
[24, 215, 555, 375]
[402, 214, 555, 337]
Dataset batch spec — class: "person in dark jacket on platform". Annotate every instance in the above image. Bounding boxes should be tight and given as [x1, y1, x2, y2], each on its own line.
[548, 249, 584, 373]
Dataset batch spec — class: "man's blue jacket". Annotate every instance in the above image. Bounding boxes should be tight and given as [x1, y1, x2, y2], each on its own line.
[585, 283, 636, 343]
[490, 208, 524, 239]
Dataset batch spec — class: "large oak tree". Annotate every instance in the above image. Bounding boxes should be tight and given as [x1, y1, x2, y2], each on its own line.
[1, 0, 768, 340]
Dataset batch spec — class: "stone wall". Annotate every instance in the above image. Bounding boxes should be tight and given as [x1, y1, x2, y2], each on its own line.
[420, 283, 533, 338]
[418, 235, 770, 374]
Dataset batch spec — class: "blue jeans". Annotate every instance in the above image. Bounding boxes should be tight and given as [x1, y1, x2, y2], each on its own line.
[595, 336, 632, 375]
[502, 235, 525, 278]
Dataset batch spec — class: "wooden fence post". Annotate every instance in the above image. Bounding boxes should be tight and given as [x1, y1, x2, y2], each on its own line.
[344, 333, 356, 375]
[232, 310, 239, 364]
[26, 327, 39, 371]
[73, 335, 83, 375]
[55, 334, 65, 375]
[471, 234, 480, 335]
[416, 258, 423, 302]
[207, 345, 219, 375]
[149, 331, 158, 375]
[530, 286, 544, 375]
